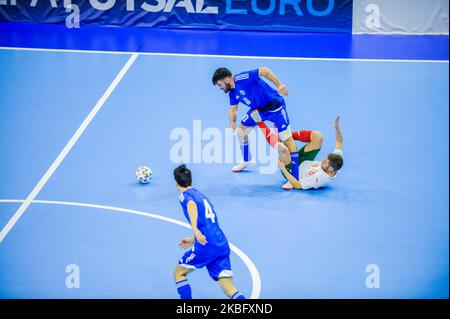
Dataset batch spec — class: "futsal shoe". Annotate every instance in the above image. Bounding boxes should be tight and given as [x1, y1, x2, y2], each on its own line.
[282, 181, 294, 190]
[232, 160, 254, 172]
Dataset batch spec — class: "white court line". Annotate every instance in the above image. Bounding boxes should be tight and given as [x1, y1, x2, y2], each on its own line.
[0, 46, 448, 63]
[0, 53, 139, 243]
[352, 31, 449, 35]
[0, 199, 261, 299]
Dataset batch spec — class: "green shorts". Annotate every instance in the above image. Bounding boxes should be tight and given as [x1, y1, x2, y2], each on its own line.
[282, 145, 321, 180]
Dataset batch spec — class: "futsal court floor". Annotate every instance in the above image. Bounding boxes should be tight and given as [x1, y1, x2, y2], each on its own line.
[0, 23, 448, 299]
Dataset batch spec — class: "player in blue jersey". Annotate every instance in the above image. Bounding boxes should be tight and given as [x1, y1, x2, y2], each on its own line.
[172, 164, 246, 299]
[212, 67, 299, 190]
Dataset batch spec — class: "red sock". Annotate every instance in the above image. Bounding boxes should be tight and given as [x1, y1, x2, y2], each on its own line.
[292, 130, 312, 142]
[257, 122, 280, 147]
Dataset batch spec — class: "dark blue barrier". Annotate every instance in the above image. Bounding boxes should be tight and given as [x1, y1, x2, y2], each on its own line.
[0, 0, 352, 33]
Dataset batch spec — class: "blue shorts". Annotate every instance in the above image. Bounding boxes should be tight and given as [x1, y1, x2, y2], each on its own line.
[178, 245, 233, 281]
[241, 104, 291, 133]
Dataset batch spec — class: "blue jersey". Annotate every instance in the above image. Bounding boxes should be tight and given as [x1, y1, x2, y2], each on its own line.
[229, 69, 284, 112]
[179, 188, 229, 254]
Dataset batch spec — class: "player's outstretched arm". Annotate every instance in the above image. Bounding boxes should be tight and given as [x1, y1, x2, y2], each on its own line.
[334, 115, 343, 151]
[278, 159, 302, 189]
[187, 200, 207, 245]
[258, 67, 288, 96]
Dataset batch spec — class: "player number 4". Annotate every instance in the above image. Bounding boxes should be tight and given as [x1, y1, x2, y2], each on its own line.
[203, 199, 216, 223]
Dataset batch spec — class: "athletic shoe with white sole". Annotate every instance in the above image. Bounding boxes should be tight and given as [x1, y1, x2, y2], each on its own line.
[232, 161, 254, 172]
[282, 181, 294, 190]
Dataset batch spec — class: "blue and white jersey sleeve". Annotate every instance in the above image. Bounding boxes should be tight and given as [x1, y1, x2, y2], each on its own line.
[178, 192, 192, 222]
[234, 69, 259, 84]
[247, 68, 260, 82]
[229, 93, 238, 106]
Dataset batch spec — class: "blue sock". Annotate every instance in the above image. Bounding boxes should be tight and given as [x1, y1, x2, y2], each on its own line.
[176, 279, 192, 299]
[240, 142, 251, 162]
[290, 152, 299, 180]
[231, 291, 246, 299]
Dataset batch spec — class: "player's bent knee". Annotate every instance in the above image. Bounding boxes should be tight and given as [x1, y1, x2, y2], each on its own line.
[239, 124, 252, 132]
[174, 265, 188, 280]
[235, 127, 245, 137]
[236, 125, 252, 140]
[312, 131, 323, 146]
[173, 266, 180, 278]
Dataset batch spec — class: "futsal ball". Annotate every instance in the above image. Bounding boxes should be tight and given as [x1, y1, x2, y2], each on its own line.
[136, 166, 152, 184]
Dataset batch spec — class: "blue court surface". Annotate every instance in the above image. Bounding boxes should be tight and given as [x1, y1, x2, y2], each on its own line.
[0, 24, 448, 299]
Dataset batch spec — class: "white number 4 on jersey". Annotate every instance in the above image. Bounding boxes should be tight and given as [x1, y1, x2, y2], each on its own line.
[203, 199, 216, 223]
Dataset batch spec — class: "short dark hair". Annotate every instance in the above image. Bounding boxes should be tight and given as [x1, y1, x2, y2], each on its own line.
[327, 153, 344, 171]
[212, 67, 232, 85]
[173, 164, 192, 187]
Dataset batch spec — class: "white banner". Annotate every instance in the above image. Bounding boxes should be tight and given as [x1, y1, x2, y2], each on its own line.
[353, 0, 449, 34]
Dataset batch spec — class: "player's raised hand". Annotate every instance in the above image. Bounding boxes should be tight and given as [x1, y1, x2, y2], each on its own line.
[179, 237, 194, 249]
[194, 229, 207, 245]
[277, 84, 288, 96]
[334, 115, 340, 129]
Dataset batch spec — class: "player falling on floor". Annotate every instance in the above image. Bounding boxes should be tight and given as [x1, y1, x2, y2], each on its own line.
[173, 164, 245, 299]
[212, 67, 299, 190]
[257, 116, 343, 190]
